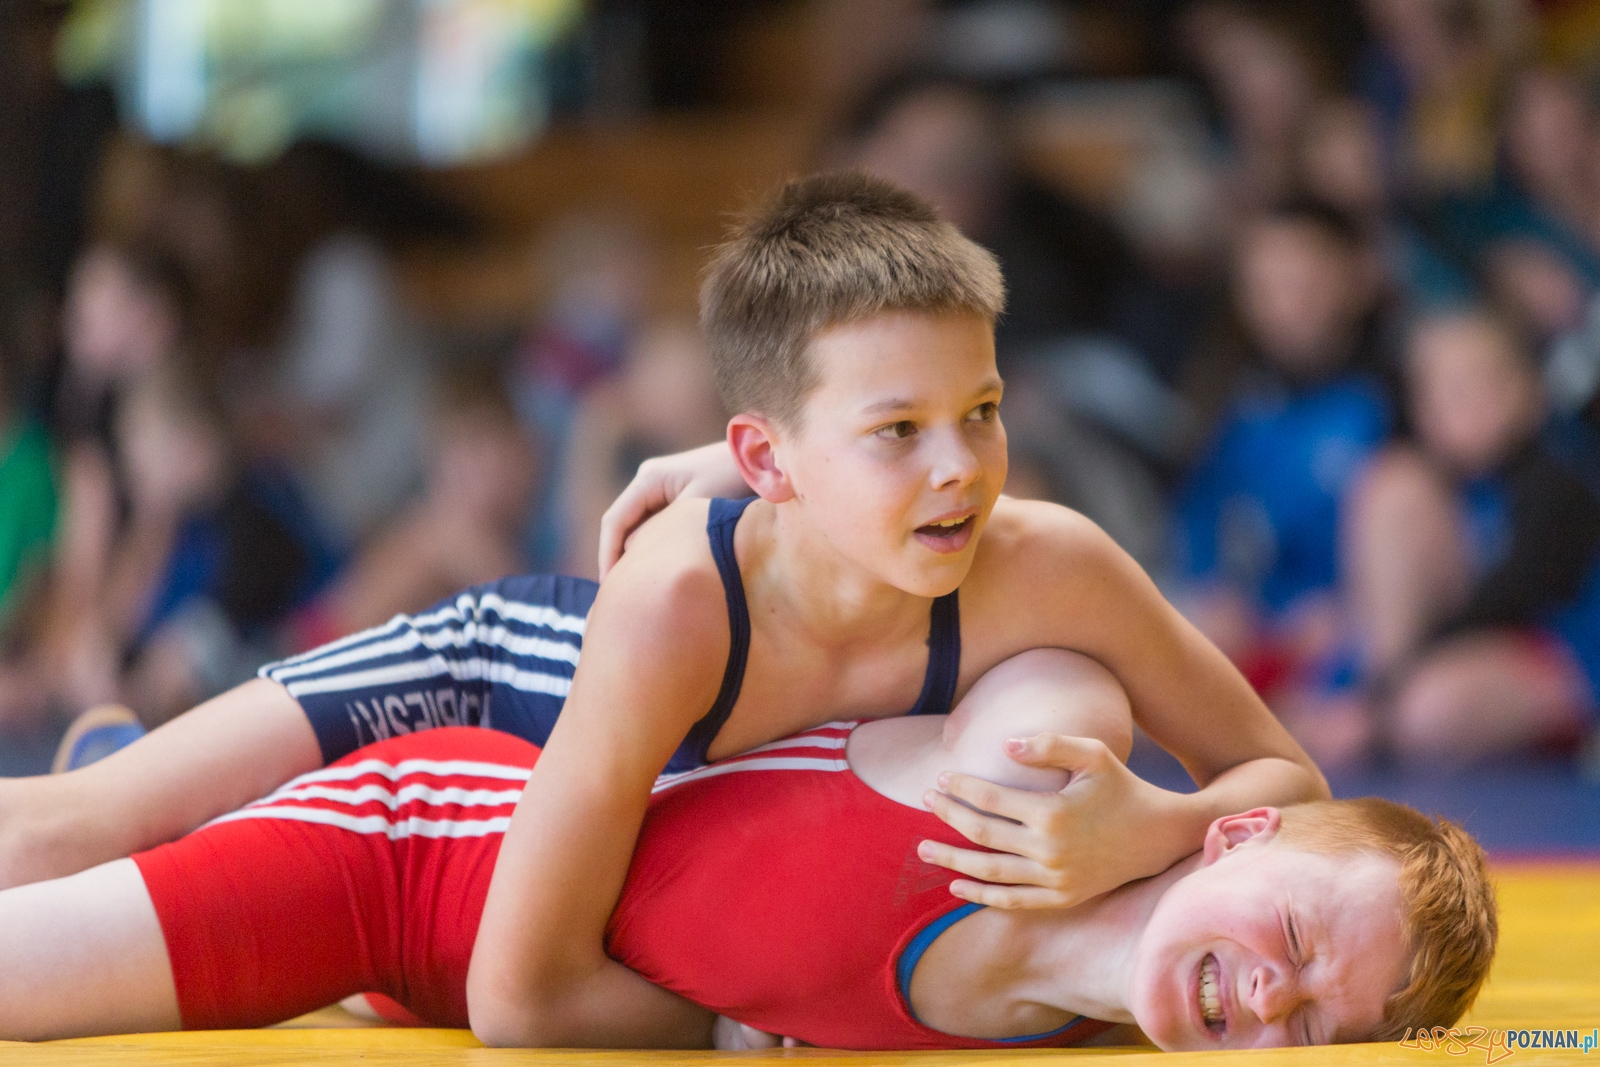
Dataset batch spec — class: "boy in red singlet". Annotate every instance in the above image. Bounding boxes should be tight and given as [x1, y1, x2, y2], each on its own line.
[0, 649, 1493, 1050]
[0, 173, 1326, 1048]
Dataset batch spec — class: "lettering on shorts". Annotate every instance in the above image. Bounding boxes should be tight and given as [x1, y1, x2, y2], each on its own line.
[344, 689, 493, 747]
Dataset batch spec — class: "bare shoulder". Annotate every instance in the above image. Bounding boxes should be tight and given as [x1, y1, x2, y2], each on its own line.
[959, 498, 1162, 661]
[586, 495, 726, 666]
[971, 498, 1128, 585]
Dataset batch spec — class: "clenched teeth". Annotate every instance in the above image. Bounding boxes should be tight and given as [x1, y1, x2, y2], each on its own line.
[1199, 954, 1223, 1030]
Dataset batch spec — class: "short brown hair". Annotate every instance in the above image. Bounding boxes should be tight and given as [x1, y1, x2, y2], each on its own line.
[700, 171, 1005, 427]
[1277, 798, 1497, 1041]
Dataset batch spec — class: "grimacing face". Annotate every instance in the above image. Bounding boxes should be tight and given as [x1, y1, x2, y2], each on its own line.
[774, 310, 1007, 599]
[1127, 810, 1411, 1051]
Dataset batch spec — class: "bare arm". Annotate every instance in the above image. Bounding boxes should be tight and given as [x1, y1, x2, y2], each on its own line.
[923, 503, 1327, 907]
[0, 679, 321, 889]
[468, 511, 725, 1048]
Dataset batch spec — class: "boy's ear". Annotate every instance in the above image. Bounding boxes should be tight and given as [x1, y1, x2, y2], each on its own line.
[1200, 807, 1282, 865]
[728, 413, 796, 503]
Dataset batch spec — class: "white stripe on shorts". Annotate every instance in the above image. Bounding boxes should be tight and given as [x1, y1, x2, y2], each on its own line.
[279, 656, 574, 700]
[267, 624, 580, 683]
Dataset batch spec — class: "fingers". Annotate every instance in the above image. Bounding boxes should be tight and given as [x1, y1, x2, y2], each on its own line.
[916, 839, 1043, 886]
[597, 468, 671, 579]
[947, 879, 1075, 910]
[923, 787, 1036, 852]
[1004, 732, 1111, 770]
[931, 773, 1052, 825]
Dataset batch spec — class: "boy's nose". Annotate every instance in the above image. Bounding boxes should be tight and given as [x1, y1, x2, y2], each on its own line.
[927, 428, 983, 489]
[1246, 963, 1304, 1026]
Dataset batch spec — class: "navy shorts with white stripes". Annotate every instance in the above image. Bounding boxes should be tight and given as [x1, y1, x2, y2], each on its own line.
[258, 574, 595, 765]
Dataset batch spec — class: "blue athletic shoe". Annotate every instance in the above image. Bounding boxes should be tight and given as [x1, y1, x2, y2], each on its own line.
[51, 705, 147, 774]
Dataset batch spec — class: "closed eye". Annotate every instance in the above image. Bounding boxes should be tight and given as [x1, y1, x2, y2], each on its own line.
[1287, 910, 1316, 1045]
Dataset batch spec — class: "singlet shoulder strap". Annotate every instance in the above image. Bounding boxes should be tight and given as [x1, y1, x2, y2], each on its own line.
[908, 589, 961, 717]
[668, 496, 757, 772]
[896, 902, 1091, 1044]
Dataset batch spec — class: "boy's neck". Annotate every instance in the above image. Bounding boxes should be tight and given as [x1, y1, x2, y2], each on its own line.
[850, 718, 1194, 1031]
[742, 498, 935, 647]
[972, 855, 1199, 1027]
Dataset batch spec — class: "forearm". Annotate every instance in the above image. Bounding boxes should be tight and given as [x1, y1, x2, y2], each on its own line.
[471, 525, 726, 1043]
[468, 757, 666, 1045]
[0, 679, 320, 888]
[1155, 755, 1331, 867]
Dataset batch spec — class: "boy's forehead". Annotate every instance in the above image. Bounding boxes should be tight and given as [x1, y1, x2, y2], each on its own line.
[805, 311, 997, 395]
[1269, 847, 1403, 927]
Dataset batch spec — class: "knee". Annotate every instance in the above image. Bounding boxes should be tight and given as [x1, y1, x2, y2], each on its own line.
[0, 777, 82, 890]
[1389, 664, 1473, 763]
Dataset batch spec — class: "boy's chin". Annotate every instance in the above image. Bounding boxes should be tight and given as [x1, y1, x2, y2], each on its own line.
[886, 554, 973, 598]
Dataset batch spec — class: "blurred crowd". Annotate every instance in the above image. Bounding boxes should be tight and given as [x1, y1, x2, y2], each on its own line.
[3, 0, 1600, 776]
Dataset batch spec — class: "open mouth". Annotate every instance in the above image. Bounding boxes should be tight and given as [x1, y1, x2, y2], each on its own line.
[1197, 953, 1225, 1035]
[913, 514, 975, 554]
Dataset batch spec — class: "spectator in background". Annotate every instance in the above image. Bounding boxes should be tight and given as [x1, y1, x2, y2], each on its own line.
[557, 319, 724, 580]
[276, 233, 433, 548]
[834, 71, 1138, 364]
[1357, 0, 1521, 194]
[1171, 200, 1392, 698]
[1181, 2, 1325, 213]
[1317, 309, 1600, 767]
[0, 338, 55, 635]
[17, 240, 339, 730]
[1500, 66, 1600, 257]
[33, 243, 190, 717]
[289, 366, 538, 649]
[1407, 65, 1600, 315]
[0, 336, 56, 728]
[95, 364, 340, 726]
[511, 214, 658, 570]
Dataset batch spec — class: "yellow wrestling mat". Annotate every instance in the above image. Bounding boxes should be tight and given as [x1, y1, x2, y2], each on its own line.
[7, 862, 1596, 1066]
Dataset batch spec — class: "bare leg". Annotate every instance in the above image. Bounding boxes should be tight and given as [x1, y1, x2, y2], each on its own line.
[0, 858, 179, 1039]
[0, 679, 320, 889]
[1391, 631, 1591, 766]
[1343, 447, 1470, 676]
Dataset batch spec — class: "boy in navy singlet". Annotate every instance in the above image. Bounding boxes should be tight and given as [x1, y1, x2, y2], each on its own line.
[466, 174, 1327, 1046]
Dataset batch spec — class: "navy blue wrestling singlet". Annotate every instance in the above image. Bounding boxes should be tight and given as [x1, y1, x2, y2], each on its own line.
[260, 498, 962, 769]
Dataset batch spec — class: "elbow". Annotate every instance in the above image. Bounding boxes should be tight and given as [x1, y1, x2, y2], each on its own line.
[466, 973, 567, 1048]
[467, 987, 531, 1048]
[1306, 760, 1333, 801]
[471, 1014, 530, 1050]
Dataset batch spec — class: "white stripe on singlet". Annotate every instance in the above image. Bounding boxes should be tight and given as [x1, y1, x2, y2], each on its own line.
[206, 805, 513, 840]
